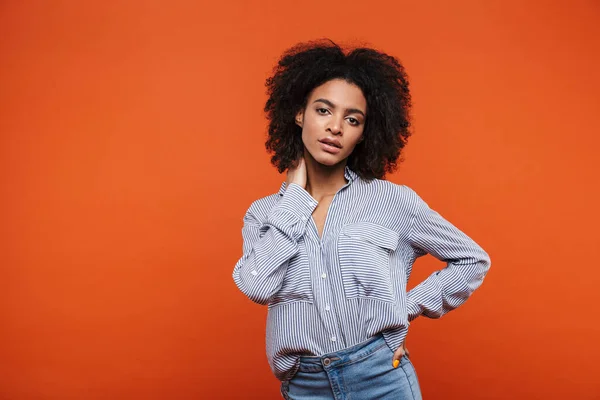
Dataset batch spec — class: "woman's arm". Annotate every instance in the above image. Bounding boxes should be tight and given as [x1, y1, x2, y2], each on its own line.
[405, 189, 491, 321]
[232, 183, 317, 305]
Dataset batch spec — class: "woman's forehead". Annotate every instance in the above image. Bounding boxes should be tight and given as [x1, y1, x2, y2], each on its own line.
[308, 79, 367, 111]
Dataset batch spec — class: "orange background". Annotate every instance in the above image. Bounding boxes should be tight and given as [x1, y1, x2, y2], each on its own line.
[1, 1, 599, 399]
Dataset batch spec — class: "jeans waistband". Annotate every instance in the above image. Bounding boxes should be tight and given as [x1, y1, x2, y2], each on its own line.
[298, 334, 388, 372]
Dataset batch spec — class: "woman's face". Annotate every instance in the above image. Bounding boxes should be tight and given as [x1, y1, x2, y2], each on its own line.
[296, 79, 367, 167]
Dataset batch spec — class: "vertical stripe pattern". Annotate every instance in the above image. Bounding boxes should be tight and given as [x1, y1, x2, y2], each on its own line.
[232, 167, 491, 381]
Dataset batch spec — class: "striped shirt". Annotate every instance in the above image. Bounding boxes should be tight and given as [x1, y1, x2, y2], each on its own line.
[232, 166, 491, 381]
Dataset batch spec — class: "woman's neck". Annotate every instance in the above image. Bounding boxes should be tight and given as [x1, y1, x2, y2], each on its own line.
[303, 150, 348, 200]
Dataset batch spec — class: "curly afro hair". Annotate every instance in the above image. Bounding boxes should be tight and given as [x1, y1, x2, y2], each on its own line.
[264, 39, 412, 180]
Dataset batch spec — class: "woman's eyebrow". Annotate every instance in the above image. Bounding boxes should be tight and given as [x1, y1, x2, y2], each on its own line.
[313, 98, 366, 117]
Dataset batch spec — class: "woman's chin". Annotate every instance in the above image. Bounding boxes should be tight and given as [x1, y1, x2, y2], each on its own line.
[314, 155, 346, 167]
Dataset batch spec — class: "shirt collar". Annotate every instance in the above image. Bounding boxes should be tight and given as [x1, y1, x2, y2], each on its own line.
[278, 165, 358, 196]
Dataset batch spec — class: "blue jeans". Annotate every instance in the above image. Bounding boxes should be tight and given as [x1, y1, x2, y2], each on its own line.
[280, 334, 422, 399]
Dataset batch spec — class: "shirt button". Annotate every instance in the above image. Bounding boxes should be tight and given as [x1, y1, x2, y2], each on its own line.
[321, 273, 327, 279]
[331, 336, 336, 342]
[325, 305, 330, 311]
[301, 216, 307, 221]
[250, 270, 258, 276]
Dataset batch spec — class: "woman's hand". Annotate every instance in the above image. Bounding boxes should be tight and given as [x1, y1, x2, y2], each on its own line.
[392, 342, 408, 368]
[286, 157, 307, 189]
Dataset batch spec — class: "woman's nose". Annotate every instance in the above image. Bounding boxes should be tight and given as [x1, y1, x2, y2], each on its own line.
[327, 116, 343, 135]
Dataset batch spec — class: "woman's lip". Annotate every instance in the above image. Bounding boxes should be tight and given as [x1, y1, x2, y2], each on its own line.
[319, 141, 341, 154]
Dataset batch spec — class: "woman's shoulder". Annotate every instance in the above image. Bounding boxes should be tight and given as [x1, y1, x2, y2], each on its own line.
[243, 190, 282, 221]
[361, 177, 424, 203]
[355, 178, 429, 224]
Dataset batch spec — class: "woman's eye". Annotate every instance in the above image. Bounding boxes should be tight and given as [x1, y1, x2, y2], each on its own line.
[316, 108, 329, 114]
[347, 117, 359, 125]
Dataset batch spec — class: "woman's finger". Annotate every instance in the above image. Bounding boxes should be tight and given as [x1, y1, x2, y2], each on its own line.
[392, 344, 406, 368]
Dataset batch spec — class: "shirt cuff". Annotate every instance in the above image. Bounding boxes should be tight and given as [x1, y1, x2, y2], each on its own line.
[267, 183, 318, 240]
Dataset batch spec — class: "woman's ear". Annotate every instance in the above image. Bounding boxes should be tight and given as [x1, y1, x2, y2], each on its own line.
[295, 110, 304, 127]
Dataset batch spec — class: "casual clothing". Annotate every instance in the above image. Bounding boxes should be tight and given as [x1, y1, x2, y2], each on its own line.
[280, 334, 422, 400]
[233, 166, 491, 382]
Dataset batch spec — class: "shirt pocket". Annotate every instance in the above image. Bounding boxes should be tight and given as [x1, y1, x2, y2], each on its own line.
[338, 222, 399, 302]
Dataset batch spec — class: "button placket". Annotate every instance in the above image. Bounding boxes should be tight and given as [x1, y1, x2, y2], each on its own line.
[311, 230, 343, 351]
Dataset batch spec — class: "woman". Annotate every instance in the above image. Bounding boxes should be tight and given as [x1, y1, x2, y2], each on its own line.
[232, 39, 491, 399]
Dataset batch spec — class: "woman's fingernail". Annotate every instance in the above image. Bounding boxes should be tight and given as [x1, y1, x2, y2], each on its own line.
[393, 359, 400, 368]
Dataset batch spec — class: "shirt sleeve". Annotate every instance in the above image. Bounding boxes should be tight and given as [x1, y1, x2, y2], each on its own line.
[405, 189, 491, 321]
[232, 184, 318, 305]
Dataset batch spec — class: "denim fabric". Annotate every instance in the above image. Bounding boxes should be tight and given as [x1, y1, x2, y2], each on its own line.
[281, 334, 422, 399]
